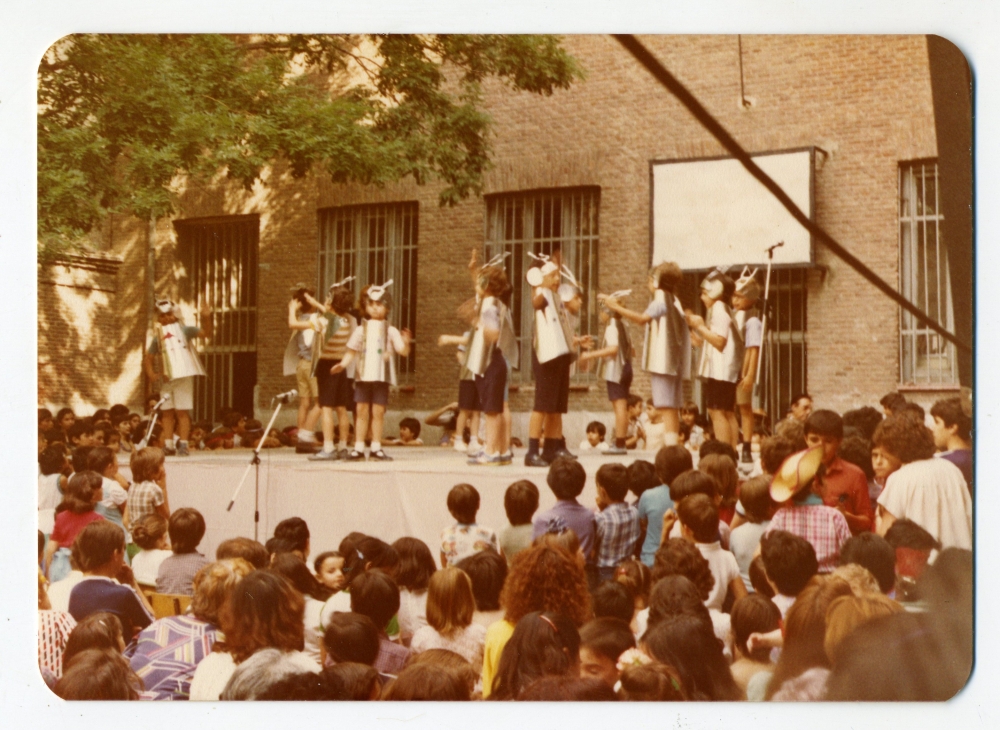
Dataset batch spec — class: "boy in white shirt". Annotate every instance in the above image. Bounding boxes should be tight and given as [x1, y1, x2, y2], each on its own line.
[675, 493, 747, 612]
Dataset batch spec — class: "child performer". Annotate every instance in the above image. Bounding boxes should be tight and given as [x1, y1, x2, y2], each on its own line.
[686, 269, 742, 449]
[599, 261, 690, 446]
[284, 283, 322, 453]
[579, 290, 634, 455]
[143, 298, 213, 456]
[302, 278, 359, 461]
[524, 253, 584, 467]
[332, 280, 411, 461]
[463, 260, 518, 465]
[731, 268, 763, 467]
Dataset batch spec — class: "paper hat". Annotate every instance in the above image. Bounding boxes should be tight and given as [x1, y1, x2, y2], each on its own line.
[155, 299, 176, 314]
[599, 289, 632, 312]
[700, 266, 730, 300]
[526, 252, 559, 286]
[367, 279, 393, 301]
[734, 266, 761, 301]
[769, 447, 825, 503]
[329, 275, 355, 292]
[482, 252, 510, 270]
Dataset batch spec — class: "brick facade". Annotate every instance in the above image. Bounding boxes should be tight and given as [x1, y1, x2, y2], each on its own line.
[38, 35, 962, 435]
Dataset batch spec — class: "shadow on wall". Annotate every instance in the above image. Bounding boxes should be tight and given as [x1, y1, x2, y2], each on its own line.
[37, 250, 144, 413]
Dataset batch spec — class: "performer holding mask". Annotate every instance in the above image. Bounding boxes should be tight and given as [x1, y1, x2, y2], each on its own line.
[731, 268, 763, 466]
[332, 280, 411, 461]
[284, 283, 322, 453]
[143, 298, 213, 456]
[599, 261, 690, 447]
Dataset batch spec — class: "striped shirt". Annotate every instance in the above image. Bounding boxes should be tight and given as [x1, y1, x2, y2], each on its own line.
[129, 615, 221, 700]
[319, 313, 357, 360]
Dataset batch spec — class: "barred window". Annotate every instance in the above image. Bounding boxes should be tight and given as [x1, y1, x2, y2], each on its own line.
[484, 188, 600, 382]
[318, 203, 418, 383]
[898, 161, 957, 385]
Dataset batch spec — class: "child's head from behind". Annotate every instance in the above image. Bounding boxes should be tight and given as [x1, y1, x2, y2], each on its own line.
[760, 436, 796, 476]
[168, 508, 206, 555]
[546, 457, 586, 501]
[426, 567, 476, 637]
[454, 548, 507, 612]
[62, 470, 103, 514]
[731, 594, 781, 662]
[131, 513, 169, 551]
[63, 612, 125, 668]
[39, 445, 69, 477]
[350, 570, 400, 630]
[626, 460, 658, 502]
[322, 612, 380, 665]
[668, 469, 718, 504]
[739, 475, 776, 524]
[329, 285, 355, 315]
[675, 494, 719, 544]
[579, 617, 636, 687]
[585, 421, 606, 447]
[504, 480, 540, 526]
[595, 463, 629, 505]
[447, 483, 480, 525]
[615, 559, 652, 610]
[592, 580, 635, 624]
[655, 445, 694, 489]
[650, 261, 683, 293]
[697, 453, 737, 505]
[759, 530, 818, 597]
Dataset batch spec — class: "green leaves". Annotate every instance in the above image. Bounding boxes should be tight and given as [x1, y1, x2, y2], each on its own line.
[38, 34, 583, 257]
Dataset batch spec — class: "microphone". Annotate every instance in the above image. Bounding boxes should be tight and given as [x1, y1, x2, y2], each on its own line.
[274, 389, 298, 404]
[151, 394, 170, 411]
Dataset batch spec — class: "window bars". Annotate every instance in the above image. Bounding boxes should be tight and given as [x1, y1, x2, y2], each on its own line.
[898, 161, 957, 386]
[484, 188, 601, 382]
[318, 203, 419, 384]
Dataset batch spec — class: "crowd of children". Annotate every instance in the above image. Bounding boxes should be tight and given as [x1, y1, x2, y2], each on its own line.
[37, 383, 973, 701]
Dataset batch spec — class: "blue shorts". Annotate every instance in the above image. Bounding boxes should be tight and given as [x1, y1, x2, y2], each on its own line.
[606, 361, 634, 402]
[354, 381, 390, 407]
[475, 351, 507, 415]
[532, 353, 572, 414]
[458, 379, 481, 412]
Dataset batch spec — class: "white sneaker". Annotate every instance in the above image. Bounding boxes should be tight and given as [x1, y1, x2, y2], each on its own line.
[453, 440, 468, 453]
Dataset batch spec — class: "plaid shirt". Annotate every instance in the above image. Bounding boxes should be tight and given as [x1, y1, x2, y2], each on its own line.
[766, 501, 852, 573]
[373, 634, 410, 676]
[594, 502, 641, 569]
[127, 480, 164, 529]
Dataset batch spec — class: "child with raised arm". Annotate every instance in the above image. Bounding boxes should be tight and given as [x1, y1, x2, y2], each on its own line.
[332, 281, 411, 462]
[599, 261, 691, 447]
[284, 284, 322, 453]
[731, 268, 763, 467]
[302, 280, 358, 461]
[143, 298, 213, 457]
[686, 270, 741, 449]
[579, 291, 634, 454]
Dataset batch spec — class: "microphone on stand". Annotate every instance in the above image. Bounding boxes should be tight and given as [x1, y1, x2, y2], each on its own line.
[151, 394, 170, 411]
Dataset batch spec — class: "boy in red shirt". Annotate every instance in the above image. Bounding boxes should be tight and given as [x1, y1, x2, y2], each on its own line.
[804, 410, 873, 534]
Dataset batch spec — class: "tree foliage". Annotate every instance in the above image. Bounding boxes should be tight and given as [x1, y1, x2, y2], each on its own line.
[38, 34, 583, 258]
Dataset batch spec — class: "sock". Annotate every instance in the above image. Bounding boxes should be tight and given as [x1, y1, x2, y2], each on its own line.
[322, 441, 335, 454]
[354, 441, 365, 453]
[616, 437, 626, 449]
[165, 438, 175, 450]
[338, 440, 347, 450]
[371, 441, 381, 453]
[300, 431, 316, 443]
[469, 436, 481, 451]
[528, 438, 540, 457]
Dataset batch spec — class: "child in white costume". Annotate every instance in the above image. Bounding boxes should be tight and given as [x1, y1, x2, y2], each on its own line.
[143, 298, 213, 456]
[687, 270, 743, 449]
[332, 281, 411, 461]
[579, 289, 634, 455]
[599, 261, 690, 446]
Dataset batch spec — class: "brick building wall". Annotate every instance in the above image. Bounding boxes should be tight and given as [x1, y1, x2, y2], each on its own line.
[39, 35, 960, 433]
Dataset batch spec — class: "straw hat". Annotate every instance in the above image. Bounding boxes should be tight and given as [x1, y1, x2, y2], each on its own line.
[770, 447, 825, 503]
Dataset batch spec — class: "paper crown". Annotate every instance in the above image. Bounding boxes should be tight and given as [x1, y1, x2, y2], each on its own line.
[155, 299, 176, 314]
[599, 289, 632, 311]
[700, 266, 730, 300]
[367, 279, 393, 301]
[734, 266, 761, 301]
[526, 252, 559, 286]
[481, 252, 510, 270]
[329, 275, 355, 292]
[769, 447, 825, 503]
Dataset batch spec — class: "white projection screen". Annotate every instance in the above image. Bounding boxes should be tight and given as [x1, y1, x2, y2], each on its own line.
[651, 149, 814, 270]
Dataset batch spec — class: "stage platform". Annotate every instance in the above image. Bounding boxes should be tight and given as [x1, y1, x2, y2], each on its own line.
[119, 447, 654, 561]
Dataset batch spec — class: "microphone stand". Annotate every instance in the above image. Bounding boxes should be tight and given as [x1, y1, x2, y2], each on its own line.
[754, 241, 784, 400]
[225, 393, 290, 541]
[138, 396, 169, 449]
